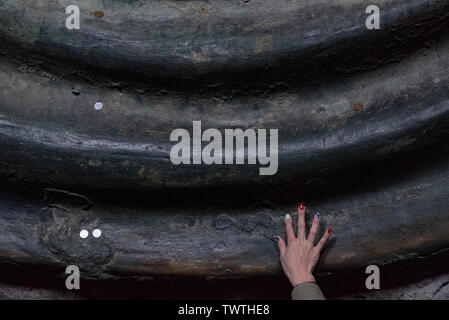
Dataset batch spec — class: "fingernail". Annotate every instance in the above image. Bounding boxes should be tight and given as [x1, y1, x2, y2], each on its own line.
[285, 214, 291, 220]
[274, 236, 279, 242]
[314, 212, 320, 219]
[299, 203, 304, 210]
[327, 228, 332, 233]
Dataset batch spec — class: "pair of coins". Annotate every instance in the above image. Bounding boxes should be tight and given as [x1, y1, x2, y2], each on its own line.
[80, 229, 102, 239]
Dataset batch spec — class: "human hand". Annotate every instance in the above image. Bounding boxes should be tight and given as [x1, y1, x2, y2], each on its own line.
[275, 204, 332, 287]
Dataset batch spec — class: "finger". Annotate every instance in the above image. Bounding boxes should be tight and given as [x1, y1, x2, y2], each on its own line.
[284, 214, 296, 243]
[315, 228, 332, 251]
[275, 235, 286, 256]
[307, 212, 321, 244]
[297, 203, 306, 239]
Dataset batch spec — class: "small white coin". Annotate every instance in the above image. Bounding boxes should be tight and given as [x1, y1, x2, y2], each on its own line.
[92, 229, 102, 238]
[94, 101, 103, 110]
[80, 229, 89, 239]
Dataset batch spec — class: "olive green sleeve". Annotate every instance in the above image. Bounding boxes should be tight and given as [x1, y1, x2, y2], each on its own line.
[291, 281, 326, 300]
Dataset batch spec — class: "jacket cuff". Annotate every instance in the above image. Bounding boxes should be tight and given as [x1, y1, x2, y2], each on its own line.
[291, 281, 326, 300]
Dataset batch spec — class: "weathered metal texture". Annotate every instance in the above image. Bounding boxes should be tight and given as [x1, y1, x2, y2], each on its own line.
[0, 0, 448, 281]
[0, 156, 449, 279]
[1, 0, 449, 190]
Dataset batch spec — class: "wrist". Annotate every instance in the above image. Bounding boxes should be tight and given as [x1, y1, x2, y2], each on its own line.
[291, 274, 316, 287]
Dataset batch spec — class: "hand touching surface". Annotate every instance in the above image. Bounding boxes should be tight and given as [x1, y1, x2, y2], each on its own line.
[276, 204, 332, 287]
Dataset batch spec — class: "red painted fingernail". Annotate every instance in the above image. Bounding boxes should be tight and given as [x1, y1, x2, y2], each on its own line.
[299, 203, 304, 210]
[327, 228, 332, 233]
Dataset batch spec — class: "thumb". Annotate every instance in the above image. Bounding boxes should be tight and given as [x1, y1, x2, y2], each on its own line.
[275, 235, 286, 256]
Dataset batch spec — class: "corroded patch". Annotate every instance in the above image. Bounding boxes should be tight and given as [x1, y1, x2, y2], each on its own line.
[93, 11, 104, 18]
[39, 207, 114, 277]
